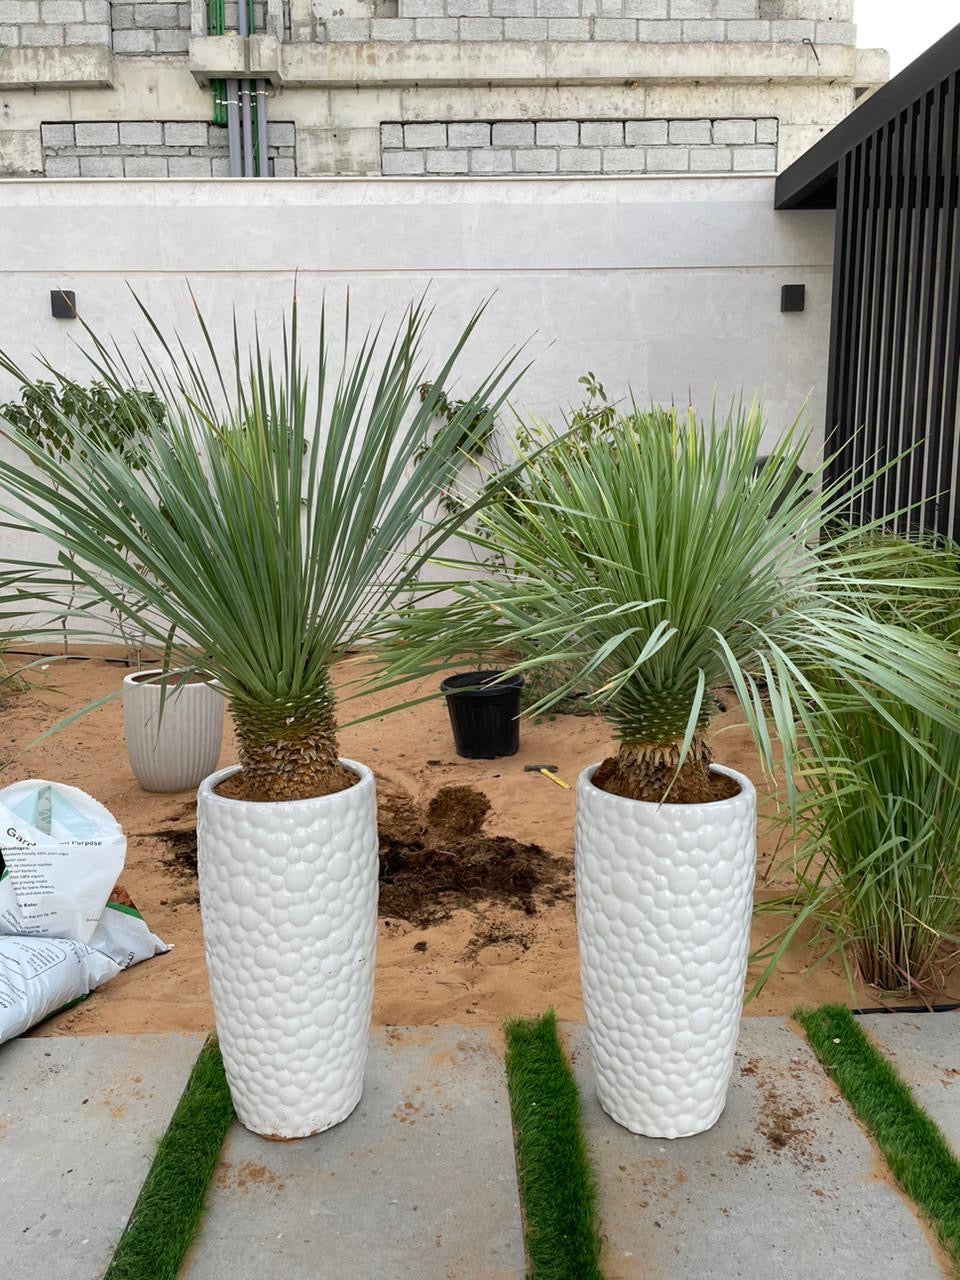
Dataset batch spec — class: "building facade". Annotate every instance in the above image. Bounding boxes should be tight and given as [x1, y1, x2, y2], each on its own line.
[0, 0, 887, 177]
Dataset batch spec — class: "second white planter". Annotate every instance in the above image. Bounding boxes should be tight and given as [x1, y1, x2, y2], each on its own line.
[122, 671, 225, 793]
[575, 762, 756, 1139]
[196, 760, 379, 1139]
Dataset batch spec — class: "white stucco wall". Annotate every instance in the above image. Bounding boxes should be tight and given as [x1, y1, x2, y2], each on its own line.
[0, 174, 833, 581]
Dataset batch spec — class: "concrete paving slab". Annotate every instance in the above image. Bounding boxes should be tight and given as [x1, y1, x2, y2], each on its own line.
[565, 1018, 946, 1280]
[182, 1025, 524, 1280]
[0, 1032, 205, 1280]
[860, 1012, 960, 1156]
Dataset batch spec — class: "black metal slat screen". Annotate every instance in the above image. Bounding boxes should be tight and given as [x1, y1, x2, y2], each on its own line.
[825, 67, 960, 541]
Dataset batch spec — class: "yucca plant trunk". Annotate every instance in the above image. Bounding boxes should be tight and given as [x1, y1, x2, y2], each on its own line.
[592, 734, 739, 805]
[225, 685, 356, 803]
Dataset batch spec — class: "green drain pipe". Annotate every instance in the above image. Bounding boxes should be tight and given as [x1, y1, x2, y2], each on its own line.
[207, 0, 226, 127]
[208, 0, 264, 174]
[251, 85, 260, 176]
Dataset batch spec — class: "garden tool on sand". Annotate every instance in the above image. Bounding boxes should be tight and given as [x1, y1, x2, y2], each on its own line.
[524, 764, 571, 790]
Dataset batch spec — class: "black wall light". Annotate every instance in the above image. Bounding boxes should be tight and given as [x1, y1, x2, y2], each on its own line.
[50, 289, 77, 319]
[780, 284, 805, 313]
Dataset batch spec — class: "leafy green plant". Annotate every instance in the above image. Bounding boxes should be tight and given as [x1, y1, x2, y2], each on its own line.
[0, 294, 524, 802]
[377, 403, 960, 804]
[0, 378, 165, 464]
[414, 380, 498, 516]
[415, 369, 620, 526]
[501, 371, 625, 713]
[413, 371, 618, 525]
[0, 643, 27, 702]
[0, 378, 166, 660]
[754, 533, 960, 995]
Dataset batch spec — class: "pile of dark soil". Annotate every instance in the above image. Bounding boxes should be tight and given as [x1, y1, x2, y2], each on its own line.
[150, 781, 572, 932]
[378, 782, 571, 929]
[425, 784, 490, 837]
[154, 829, 199, 878]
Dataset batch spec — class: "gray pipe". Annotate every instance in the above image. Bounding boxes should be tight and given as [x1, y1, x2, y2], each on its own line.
[240, 81, 254, 177]
[256, 80, 268, 177]
[226, 77, 242, 178]
[236, 0, 253, 176]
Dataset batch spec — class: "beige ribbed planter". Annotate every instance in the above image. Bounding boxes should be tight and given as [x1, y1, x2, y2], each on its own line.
[122, 671, 225, 793]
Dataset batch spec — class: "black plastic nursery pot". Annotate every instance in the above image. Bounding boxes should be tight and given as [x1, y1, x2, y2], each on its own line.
[440, 670, 524, 759]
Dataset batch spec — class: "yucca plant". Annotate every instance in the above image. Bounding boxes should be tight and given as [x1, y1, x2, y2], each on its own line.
[755, 533, 960, 995]
[377, 403, 960, 802]
[0, 294, 524, 802]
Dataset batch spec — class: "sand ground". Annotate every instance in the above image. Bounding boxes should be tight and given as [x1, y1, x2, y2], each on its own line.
[1, 650, 945, 1040]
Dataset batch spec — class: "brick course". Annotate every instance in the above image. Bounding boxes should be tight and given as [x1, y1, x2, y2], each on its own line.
[380, 115, 778, 174]
[41, 120, 297, 176]
[3, 0, 859, 50]
[1, 0, 108, 45]
[323, 2, 857, 41]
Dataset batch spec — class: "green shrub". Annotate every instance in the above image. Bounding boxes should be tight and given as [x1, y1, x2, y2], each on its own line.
[380, 404, 960, 804]
[755, 533, 960, 995]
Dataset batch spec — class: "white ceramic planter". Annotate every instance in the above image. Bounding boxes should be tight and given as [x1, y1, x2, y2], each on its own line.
[122, 671, 225, 792]
[196, 760, 379, 1139]
[575, 762, 756, 1139]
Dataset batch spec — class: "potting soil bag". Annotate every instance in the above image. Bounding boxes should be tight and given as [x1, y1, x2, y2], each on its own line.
[0, 886, 170, 1045]
[0, 780, 169, 1045]
[0, 779, 126, 943]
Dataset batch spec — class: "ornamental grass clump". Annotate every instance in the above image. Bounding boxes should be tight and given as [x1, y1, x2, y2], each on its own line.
[0, 294, 523, 803]
[380, 403, 960, 804]
[756, 533, 960, 995]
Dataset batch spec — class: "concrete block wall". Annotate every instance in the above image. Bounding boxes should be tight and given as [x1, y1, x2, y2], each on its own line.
[392, 0, 853, 18]
[292, 76, 875, 176]
[320, 0, 855, 41]
[111, 2, 193, 54]
[0, 0, 110, 48]
[40, 120, 296, 174]
[381, 115, 777, 173]
[0, 0, 884, 179]
[0, 0, 267, 50]
[323, 8, 854, 41]
[222, 0, 266, 30]
[0, 0, 856, 50]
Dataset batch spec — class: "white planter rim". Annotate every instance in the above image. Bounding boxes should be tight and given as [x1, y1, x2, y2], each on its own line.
[198, 758, 372, 811]
[580, 760, 754, 811]
[123, 669, 220, 689]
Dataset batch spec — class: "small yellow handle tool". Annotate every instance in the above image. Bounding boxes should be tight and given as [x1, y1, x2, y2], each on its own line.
[525, 764, 571, 789]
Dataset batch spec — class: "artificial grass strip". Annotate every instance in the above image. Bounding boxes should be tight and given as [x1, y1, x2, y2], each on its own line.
[797, 1003, 960, 1270]
[504, 1010, 604, 1280]
[104, 1035, 234, 1280]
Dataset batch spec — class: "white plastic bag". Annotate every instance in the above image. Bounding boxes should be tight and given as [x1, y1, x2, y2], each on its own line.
[0, 779, 170, 1045]
[0, 779, 126, 943]
[0, 896, 169, 1045]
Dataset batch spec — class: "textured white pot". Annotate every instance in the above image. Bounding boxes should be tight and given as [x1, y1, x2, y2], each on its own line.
[196, 760, 378, 1139]
[122, 671, 224, 793]
[575, 762, 756, 1139]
